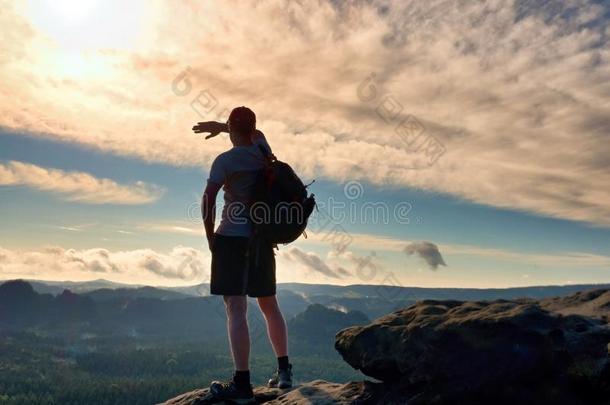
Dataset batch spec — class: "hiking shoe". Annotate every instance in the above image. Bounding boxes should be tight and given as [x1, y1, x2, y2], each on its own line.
[209, 380, 255, 404]
[267, 364, 293, 389]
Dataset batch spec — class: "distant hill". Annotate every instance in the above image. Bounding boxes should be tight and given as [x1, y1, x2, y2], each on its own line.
[5, 278, 610, 322]
[275, 289, 312, 319]
[0, 280, 373, 346]
[14, 278, 610, 301]
[288, 304, 370, 347]
[0, 279, 98, 329]
[277, 282, 610, 301]
[8, 278, 146, 295]
[163, 283, 211, 297]
[82, 286, 191, 302]
[0, 279, 227, 339]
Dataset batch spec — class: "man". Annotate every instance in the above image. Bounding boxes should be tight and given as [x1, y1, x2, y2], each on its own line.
[193, 107, 292, 404]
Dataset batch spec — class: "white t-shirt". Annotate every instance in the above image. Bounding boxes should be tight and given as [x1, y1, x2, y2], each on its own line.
[207, 137, 272, 237]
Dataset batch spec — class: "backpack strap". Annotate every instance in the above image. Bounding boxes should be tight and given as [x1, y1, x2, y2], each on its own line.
[257, 143, 275, 163]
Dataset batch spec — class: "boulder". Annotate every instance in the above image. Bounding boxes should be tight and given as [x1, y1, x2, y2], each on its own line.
[335, 299, 610, 404]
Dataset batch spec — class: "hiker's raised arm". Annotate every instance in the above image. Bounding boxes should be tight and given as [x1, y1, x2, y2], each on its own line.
[192, 121, 228, 139]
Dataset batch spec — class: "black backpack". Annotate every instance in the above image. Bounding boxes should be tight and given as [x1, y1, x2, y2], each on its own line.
[250, 145, 316, 244]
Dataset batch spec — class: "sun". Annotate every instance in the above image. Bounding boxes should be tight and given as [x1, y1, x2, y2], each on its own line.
[26, 0, 144, 52]
[40, 0, 101, 22]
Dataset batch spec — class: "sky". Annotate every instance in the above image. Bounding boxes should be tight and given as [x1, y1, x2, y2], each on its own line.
[0, 0, 609, 289]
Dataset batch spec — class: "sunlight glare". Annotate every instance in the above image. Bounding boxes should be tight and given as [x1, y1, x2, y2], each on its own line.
[44, 0, 101, 22]
[27, 0, 144, 52]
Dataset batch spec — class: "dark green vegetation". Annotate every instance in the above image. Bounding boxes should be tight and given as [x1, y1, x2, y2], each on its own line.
[0, 331, 365, 405]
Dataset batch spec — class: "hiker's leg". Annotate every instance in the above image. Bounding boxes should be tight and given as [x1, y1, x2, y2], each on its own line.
[257, 295, 288, 357]
[224, 295, 250, 371]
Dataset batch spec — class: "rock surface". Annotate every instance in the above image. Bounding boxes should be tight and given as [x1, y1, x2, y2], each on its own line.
[157, 380, 383, 405]
[336, 299, 610, 404]
[265, 380, 379, 404]
[158, 384, 287, 404]
[541, 289, 610, 320]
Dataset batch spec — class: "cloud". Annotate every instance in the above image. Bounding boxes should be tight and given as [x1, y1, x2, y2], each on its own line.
[139, 222, 201, 235]
[2, 1, 610, 225]
[56, 223, 97, 232]
[280, 247, 348, 279]
[0, 160, 164, 204]
[0, 245, 208, 283]
[134, 223, 610, 270]
[403, 241, 447, 270]
[328, 249, 383, 278]
[58, 226, 83, 232]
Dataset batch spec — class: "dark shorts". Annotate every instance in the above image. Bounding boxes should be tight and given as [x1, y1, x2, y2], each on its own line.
[210, 233, 276, 297]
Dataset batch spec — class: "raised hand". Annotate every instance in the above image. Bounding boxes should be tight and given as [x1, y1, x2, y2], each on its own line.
[192, 121, 228, 139]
